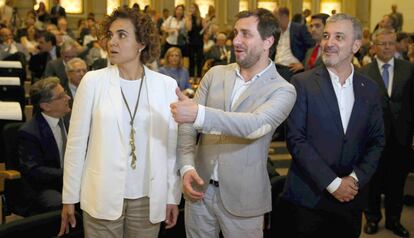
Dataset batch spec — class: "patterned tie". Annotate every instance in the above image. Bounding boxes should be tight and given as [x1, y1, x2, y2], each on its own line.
[382, 63, 390, 89]
[308, 44, 320, 69]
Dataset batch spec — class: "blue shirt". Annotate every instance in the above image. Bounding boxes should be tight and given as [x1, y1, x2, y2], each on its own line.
[158, 66, 191, 90]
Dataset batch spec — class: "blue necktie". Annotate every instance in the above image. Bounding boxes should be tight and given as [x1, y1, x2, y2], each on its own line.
[382, 63, 390, 89]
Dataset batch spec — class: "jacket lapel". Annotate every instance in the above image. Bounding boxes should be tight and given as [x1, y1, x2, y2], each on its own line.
[315, 67, 344, 135]
[108, 65, 126, 140]
[223, 66, 236, 111]
[371, 59, 389, 97]
[345, 74, 365, 136]
[231, 64, 276, 111]
[37, 113, 60, 163]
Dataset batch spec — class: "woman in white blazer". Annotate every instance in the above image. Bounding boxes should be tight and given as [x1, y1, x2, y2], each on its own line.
[58, 7, 181, 237]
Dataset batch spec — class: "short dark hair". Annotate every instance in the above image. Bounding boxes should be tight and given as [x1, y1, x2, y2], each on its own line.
[38, 31, 57, 46]
[397, 32, 409, 42]
[102, 6, 160, 64]
[236, 8, 280, 57]
[311, 13, 330, 26]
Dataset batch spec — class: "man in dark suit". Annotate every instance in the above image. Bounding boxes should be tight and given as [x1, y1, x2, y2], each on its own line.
[64, 57, 87, 105]
[274, 7, 314, 81]
[29, 32, 60, 82]
[18, 77, 71, 214]
[50, 0, 66, 25]
[205, 32, 235, 67]
[361, 28, 414, 238]
[43, 39, 79, 89]
[303, 13, 330, 70]
[280, 14, 385, 238]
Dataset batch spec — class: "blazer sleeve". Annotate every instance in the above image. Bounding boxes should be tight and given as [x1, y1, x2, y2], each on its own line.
[62, 72, 96, 204]
[18, 131, 62, 188]
[286, 77, 339, 191]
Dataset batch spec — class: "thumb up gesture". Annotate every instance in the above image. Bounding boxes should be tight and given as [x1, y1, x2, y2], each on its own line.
[170, 88, 198, 123]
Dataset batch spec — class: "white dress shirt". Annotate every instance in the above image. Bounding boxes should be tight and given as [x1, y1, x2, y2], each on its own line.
[275, 22, 301, 66]
[120, 76, 150, 199]
[325, 65, 358, 193]
[180, 61, 275, 181]
[376, 57, 395, 97]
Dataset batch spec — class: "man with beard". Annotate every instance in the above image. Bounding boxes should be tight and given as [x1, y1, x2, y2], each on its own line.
[280, 14, 385, 237]
[170, 8, 296, 238]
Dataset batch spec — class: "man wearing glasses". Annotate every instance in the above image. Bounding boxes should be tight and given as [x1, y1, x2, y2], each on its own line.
[361, 28, 414, 237]
[17, 77, 71, 215]
[65, 57, 87, 103]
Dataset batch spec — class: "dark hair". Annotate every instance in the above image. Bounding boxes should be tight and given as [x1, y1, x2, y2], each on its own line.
[311, 13, 330, 26]
[236, 8, 280, 57]
[397, 32, 409, 42]
[174, 4, 185, 19]
[38, 31, 57, 46]
[102, 6, 160, 64]
[277, 7, 290, 17]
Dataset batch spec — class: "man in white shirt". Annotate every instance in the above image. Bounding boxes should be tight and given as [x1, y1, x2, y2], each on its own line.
[170, 8, 296, 238]
[18, 77, 71, 214]
[280, 14, 384, 238]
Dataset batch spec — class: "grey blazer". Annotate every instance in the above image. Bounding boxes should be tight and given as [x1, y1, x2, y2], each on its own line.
[178, 63, 296, 217]
[43, 58, 68, 88]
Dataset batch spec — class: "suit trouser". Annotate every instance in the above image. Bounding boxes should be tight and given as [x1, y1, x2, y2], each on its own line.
[277, 198, 362, 238]
[83, 197, 160, 238]
[185, 184, 263, 238]
[364, 137, 411, 224]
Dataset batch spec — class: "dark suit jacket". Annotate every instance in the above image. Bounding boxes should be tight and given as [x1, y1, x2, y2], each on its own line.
[205, 45, 236, 66]
[18, 113, 65, 192]
[360, 58, 414, 146]
[43, 58, 68, 88]
[29, 48, 60, 82]
[283, 65, 385, 210]
[289, 22, 315, 62]
[50, 5, 66, 17]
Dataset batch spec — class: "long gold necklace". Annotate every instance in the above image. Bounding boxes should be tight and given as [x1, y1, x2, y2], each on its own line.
[120, 73, 144, 169]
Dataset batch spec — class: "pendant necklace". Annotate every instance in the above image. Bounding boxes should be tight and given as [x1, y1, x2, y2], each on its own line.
[120, 71, 144, 169]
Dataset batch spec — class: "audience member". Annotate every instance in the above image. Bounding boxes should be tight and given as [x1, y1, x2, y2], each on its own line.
[171, 8, 296, 238]
[20, 25, 39, 55]
[50, 0, 66, 25]
[161, 4, 186, 57]
[159, 47, 191, 91]
[36, 1, 51, 23]
[205, 32, 235, 66]
[395, 32, 410, 60]
[29, 31, 59, 81]
[274, 7, 314, 81]
[291, 9, 311, 25]
[185, 3, 204, 82]
[43, 39, 79, 88]
[361, 28, 414, 238]
[390, 4, 403, 32]
[0, 27, 30, 63]
[64, 57, 87, 100]
[280, 13, 384, 238]
[57, 17, 75, 41]
[18, 77, 71, 214]
[304, 13, 329, 70]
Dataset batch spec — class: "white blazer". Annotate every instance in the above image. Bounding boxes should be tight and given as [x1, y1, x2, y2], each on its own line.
[62, 65, 181, 222]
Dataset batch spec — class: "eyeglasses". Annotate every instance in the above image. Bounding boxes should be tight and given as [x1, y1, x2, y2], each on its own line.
[50, 90, 69, 101]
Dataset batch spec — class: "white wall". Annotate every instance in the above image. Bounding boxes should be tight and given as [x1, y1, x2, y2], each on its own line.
[370, 0, 414, 32]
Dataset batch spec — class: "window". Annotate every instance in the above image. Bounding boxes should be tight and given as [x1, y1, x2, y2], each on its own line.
[257, 0, 278, 11]
[61, 0, 83, 14]
[107, 0, 121, 15]
[320, 0, 341, 15]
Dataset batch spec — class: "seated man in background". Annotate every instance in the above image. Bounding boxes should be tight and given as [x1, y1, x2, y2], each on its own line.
[64, 57, 87, 101]
[0, 27, 30, 65]
[29, 32, 60, 81]
[205, 32, 235, 67]
[18, 77, 71, 214]
[43, 39, 79, 89]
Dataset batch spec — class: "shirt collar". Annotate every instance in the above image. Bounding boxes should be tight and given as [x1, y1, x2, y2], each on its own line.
[41, 112, 60, 128]
[234, 59, 273, 83]
[327, 63, 354, 87]
[376, 56, 394, 69]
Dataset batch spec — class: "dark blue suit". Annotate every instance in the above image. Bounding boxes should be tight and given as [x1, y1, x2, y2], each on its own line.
[18, 113, 65, 213]
[280, 65, 385, 237]
[289, 22, 314, 63]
